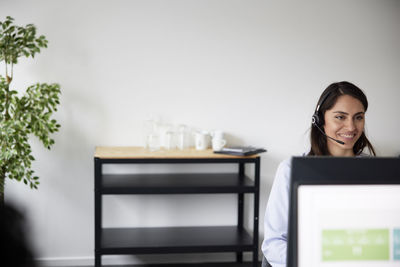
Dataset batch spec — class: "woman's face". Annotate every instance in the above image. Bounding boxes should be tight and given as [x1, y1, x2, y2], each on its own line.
[323, 94, 365, 156]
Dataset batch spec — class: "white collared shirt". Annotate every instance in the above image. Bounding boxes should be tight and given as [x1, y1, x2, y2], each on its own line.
[261, 158, 291, 267]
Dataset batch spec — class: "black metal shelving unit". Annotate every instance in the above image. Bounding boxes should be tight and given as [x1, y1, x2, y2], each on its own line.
[94, 148, 261, 267]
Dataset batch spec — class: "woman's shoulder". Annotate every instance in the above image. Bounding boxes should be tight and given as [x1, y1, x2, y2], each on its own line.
[278, 153, 306, 171]
[279, 157, 292, 168]
[357, 152, 373, 157]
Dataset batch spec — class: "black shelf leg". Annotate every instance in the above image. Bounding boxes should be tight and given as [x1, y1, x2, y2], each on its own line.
[236, 162, 245, 263]
[95, 158, 102, 267]
[95, 251, 101, 267]
[253, 158, 260, 267]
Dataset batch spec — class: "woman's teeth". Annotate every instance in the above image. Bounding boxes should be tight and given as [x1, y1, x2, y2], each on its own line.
[339, 134, 355, 138]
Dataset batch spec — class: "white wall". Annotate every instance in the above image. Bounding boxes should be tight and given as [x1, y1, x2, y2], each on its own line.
[1, 0, 400, 265]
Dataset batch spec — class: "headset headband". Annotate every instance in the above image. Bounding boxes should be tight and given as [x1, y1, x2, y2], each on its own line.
[315, 90, 332, 114]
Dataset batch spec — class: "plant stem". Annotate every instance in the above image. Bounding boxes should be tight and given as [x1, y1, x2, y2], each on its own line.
[4, 49, 8, 77]
[4, 51, 6, 73]
[4, 82, 11, 120]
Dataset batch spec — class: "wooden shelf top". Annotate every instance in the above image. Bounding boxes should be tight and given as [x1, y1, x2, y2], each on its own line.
[94, 146, 259, 159]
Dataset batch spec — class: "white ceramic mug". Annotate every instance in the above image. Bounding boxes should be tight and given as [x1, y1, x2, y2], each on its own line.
[212, 138, 226, 151]
[195, 131, 209, 150]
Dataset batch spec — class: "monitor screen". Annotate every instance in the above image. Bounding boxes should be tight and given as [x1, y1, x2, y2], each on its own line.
[287, 157, 400, 267]
[298, 185, 400, 267]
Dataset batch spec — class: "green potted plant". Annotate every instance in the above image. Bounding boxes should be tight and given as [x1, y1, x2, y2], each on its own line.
[0, 16, 61, 204]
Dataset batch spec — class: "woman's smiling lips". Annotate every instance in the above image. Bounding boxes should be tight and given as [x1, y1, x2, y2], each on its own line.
[337, 132, 357, 140]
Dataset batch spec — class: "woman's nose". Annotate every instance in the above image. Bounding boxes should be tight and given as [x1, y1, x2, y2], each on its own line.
[345, 119, 356, 130]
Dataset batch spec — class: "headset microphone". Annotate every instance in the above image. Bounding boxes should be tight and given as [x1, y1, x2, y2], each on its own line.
[312, 120, 345, 145]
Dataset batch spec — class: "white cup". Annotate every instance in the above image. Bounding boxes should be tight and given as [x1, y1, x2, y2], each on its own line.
[212, 138, 226, 151]
[195, 131, 209, 150]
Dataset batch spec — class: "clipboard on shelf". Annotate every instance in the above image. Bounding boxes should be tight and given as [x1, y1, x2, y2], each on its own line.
[214, 146, 267, 156]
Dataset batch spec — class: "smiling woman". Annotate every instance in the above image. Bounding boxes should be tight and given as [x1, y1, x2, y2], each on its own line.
[308, 81, 376, 157]
[262, 81, 376, 267]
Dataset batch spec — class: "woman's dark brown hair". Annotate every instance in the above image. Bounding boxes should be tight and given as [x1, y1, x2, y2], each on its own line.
[308, 81, 376, 156]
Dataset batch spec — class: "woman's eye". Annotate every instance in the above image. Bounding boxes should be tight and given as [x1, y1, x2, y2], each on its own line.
[335, 116, 344, 120]
[356, 115, 364, 120]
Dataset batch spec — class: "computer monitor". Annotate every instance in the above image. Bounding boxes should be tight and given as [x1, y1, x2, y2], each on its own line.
[287, 157, 400, 267]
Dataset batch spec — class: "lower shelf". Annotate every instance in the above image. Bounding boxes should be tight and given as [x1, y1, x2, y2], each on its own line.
[100, 226, 254, 254]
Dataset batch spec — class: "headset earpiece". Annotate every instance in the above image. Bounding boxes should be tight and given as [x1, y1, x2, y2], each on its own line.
[312, 90, 332, 127]
[311, 113, 320, 126]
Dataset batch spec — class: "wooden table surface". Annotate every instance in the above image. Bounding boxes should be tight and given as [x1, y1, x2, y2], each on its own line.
[94, 146, 259, 159]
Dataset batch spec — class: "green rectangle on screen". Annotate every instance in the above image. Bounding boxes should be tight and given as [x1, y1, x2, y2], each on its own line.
[322, 229, 389, 261]
[394, 229, 400, 260]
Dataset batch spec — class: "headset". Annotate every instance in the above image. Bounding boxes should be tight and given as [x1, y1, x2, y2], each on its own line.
[311, 90, 331, 126]
[311, 90, 345, 145]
